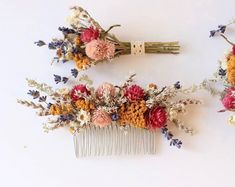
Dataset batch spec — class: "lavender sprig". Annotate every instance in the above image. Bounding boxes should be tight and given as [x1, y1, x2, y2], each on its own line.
[53, 75, 69, 84]
[27, 90, 40, 99]
[161, 126, 182, 148]
[58, 27, 76, 35]
[209, 25, 226, 37]
[34, 40, 46, 47]
[39, 96, 47, 102]
[71, 68, 78, 78]
[174, 81, 181, 89]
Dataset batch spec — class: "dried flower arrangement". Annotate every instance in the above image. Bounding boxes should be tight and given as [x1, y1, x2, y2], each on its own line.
[35, 6, 180, 75]
[206, 19, 235, 124]
[18, 73, 201, 156]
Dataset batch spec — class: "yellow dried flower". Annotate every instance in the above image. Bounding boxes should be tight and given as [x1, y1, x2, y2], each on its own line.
[49, 104, 73, 115]
[227, 55, 235, 85]
[65, 50, 74, 60]
[118, 100, 147, 128]
[75, 99, 94, 111]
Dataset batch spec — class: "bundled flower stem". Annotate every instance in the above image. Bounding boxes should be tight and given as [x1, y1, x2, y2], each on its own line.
[205, 19, 235, 124]
[18, 74, 201, 148]
[35, 6, 180, 73]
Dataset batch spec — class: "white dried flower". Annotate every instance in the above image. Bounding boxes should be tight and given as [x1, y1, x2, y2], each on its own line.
[228, 114, 235, 126]
[76, 109, 91, 126]
[169, 109, 178, 120]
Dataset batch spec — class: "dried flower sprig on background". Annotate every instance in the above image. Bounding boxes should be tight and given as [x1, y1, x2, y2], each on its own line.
[205, 19, 235, 125]
[35, 6, 180, 75]
[18, 74, 201, 149]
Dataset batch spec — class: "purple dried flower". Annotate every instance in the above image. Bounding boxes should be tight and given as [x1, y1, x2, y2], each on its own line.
[62, 77, 69, 84]
[58, 27, 76, 35]
[39, 96, 47, 102]
[54, 75, 62, 84]
[34, 40, 46, 47]
[27, 90, 40, 99]
[71, 68, 78, 78]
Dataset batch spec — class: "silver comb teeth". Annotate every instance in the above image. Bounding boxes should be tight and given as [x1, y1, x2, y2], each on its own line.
[73, 125, 158, 157]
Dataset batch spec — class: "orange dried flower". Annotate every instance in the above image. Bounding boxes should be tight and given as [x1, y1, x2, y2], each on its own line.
[75, 99, 94, 111]
[148, 83, 157, 89]
[74, 36, 81, 45]
[49, 104, 73, 115]
[118, 100, 147, 128]
[227, 55, 235, 85]
[74, 57, 90, 70]
[56, 49, 62, 58]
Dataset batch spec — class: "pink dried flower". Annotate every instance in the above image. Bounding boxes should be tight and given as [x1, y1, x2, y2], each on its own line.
[233, 46, 235, 55]
[125, 85, 145, 102]
[96, 82, 116, 99]
[146, 107, 167, 129]
[80, 27, 99, 43]
[92, 109, 112, 128]
[85, 39, 115, 61]
[222, 87, 235, 110]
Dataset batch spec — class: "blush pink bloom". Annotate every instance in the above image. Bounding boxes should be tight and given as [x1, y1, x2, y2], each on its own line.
[233, 45, 235, 55]
[125, 85, 145, 102]
[80, 27, 99, 43]
[146, 107, 167, 129]
[92, 109, 112, 128]
[85, 39, 115, 61]
[96, 82, 116, 99]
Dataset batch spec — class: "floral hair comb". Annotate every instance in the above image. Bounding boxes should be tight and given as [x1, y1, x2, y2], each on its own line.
[203, 19, 235, 124]
[35, 6, 180, 74]
[18, 74, 200, 157]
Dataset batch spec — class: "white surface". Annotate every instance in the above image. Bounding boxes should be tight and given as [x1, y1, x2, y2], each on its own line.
[1, 0, 235, 187]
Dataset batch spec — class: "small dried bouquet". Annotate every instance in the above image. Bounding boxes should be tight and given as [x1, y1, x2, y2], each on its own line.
[206, 19, 235, 124]
[18, 74, 201, 148]
[35, 6, 180, 73]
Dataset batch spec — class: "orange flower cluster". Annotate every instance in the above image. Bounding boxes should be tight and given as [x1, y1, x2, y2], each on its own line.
[118, 100, 147, 128]
[73, 54, 90, 70]
[49, 104, 73, 115]
[227, 55, 235, 85]
[75, 99, 95, 111]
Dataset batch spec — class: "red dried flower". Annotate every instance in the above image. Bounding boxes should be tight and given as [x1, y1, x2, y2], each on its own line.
[222, 88, 235, 110]
[125, 85, 145, 102]
[146, 106, 167, 129]
[80, 27, 99, 43]
[71, 84, 90, 101]
[233, 45, 235, 55]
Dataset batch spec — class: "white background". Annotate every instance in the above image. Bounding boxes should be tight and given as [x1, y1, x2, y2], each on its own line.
[1, 0, 235, 187]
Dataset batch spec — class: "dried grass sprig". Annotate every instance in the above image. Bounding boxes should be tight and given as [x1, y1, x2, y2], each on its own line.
[17, 99, 45, 110]
[26, 79, 54, 96]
